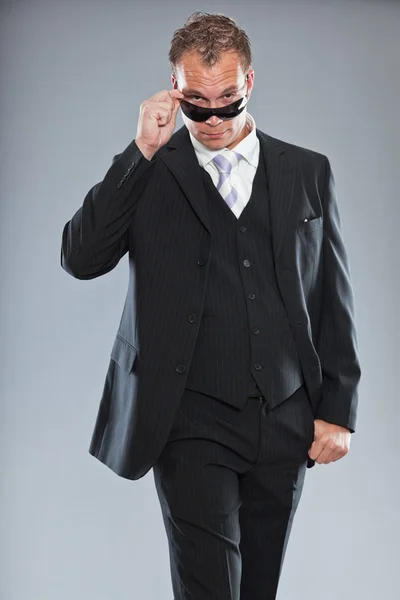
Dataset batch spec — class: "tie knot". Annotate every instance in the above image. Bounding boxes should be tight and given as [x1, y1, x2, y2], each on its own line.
[211, 150, 243, 174]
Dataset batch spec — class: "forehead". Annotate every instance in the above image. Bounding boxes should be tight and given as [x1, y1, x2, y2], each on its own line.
[176, 50, 244, 92]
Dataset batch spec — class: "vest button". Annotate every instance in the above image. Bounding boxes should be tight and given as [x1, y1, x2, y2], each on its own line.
[248, 293, 256, 300]
[176, 364, 186, 374]
[243, 259, 251, 267]
[188, 313, 197, 323]
[252, 328, 260, 335]
[197, 257, 207, 266]
[254, 363, 262, 370]
[239, 226, 247, 233]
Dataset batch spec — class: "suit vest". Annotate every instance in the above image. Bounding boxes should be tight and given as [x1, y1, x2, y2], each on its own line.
[184, 143, 304, 409]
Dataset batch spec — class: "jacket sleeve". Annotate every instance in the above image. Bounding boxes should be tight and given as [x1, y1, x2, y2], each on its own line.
[314, 156, 361, 432]
[61, 139, 155, 280]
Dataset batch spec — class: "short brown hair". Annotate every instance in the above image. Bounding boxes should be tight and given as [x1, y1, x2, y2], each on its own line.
[169, 12, 252, 77]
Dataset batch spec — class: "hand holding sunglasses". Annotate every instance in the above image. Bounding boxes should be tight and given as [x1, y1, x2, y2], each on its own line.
[136, 88, 186, 160]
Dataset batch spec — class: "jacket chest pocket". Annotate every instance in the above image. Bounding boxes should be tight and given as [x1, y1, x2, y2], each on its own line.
[296, 215, 323, 235]
[293, 217, 323, 290]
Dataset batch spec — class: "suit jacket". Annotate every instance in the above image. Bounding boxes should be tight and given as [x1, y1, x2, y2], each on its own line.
[61, 125, 361, 480]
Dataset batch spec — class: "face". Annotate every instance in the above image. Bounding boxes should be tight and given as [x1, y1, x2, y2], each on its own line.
[171, 50, 255, 151]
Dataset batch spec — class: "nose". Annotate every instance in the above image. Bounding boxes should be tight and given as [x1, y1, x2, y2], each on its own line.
[205, 115, 223, 126]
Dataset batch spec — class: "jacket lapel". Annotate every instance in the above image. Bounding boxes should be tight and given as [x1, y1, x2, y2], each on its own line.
[257, 129, 299, 261]
[161, 128, 212, 234]
[160, 125, 299, 263]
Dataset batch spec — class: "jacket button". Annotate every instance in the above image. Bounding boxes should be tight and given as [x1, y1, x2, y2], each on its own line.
[252, 328, 260, 335]
[248, 293, 256, 300]
[239, 226, 247, 233]
[176, 364, 186, 374]
[243, 259, 251, 267]
[188, 313, 197, 323]
[197, 257, 207, 266]
[254, 364, 262, 370]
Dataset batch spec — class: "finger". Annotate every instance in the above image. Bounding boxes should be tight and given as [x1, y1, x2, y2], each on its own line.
[328, 450, 346, 463]
[332, 454, 344, 463]
[309, 442, 332, 464]
[168, 91, 185, 113]
[169, 88, 185, 98]
[148, 108, 170, 126]
[158, 112, 171, 126]
[148, 90, 173, 107]
[318, 446, 337, 464]
[154, 89, 184, 108]
[145, 105, 173, 125]
[150, 99, 179, 118]
[146, 101, 175, 112]
[308, 438, 322, 461]
[173, 97, 182, 110]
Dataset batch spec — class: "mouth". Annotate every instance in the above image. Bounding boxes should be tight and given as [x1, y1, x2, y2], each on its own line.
[203, 131, 226, 138]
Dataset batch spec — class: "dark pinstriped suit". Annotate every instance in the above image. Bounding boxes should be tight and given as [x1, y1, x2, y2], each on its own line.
[61, 124, 361, 599]
[184, 140, 305, 404]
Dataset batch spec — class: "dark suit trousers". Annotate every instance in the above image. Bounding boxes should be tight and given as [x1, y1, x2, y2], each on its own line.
[152, 383, 315, 599]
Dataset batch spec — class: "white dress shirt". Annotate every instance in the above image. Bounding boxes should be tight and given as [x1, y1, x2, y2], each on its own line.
[189, 112, 260, 219]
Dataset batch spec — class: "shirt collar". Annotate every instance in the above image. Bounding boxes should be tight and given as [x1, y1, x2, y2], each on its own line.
[189, 112, 259, 169]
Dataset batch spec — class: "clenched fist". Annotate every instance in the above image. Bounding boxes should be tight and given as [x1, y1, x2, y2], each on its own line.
[135, 88, 185, 160]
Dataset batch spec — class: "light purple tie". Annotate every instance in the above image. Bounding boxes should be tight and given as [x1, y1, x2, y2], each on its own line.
[211, 150, 243, 208]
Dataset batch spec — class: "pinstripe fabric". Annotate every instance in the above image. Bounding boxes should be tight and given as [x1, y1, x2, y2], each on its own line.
[185, 142, 304, 408]
[154, 383, 315, 599]
[61, 125, 361, 484]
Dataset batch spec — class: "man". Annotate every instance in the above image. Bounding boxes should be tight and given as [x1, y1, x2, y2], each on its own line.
[61, 11, 361, 600]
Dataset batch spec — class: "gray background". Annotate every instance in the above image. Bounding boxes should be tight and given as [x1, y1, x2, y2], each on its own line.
[1, 0, 399, 598]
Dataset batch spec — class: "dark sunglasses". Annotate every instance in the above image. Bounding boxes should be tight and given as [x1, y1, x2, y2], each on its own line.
[179, 87, 249, 122]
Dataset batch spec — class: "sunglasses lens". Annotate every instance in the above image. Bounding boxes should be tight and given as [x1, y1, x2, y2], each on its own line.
[180, 95, 248, 122]
[181, 103, 206, 121]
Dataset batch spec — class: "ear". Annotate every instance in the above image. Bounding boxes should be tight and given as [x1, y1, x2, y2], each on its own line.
[247, 69, 255, 87]
[246, 69, 255, 98]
